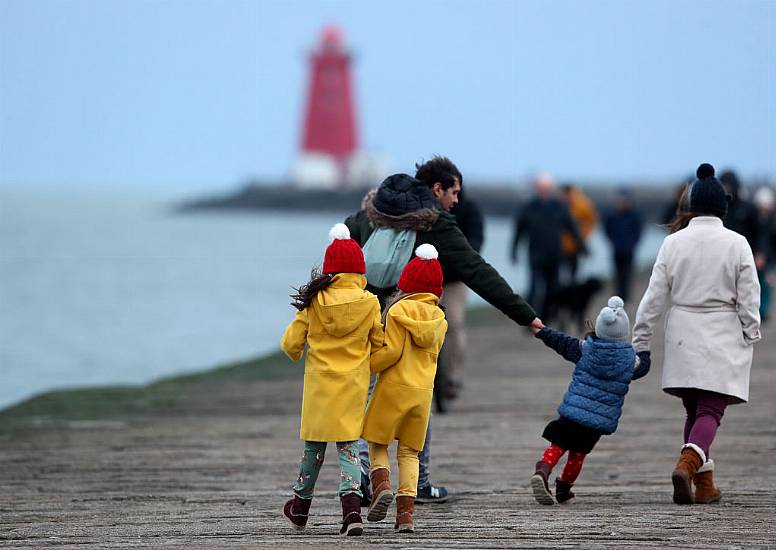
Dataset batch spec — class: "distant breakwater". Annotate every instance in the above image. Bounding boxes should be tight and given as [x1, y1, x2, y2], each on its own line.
[176, 181, 674, 221]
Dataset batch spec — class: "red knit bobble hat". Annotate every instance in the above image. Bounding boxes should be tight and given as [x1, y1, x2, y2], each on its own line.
[322, 223, 366, 274]
[397, 244, 443, 297]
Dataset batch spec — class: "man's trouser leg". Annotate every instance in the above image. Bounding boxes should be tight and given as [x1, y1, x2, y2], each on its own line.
[417, 414, 432, 489]
[357, 374, 378, 502]
[440, 281, 468, 389]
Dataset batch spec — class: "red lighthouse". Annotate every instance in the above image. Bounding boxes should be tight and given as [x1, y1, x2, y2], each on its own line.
[300, 26, 357, 177]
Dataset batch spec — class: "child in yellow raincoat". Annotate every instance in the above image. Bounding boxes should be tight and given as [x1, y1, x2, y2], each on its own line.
[280, 223, 384, 537]
[362, 244, 448, 533]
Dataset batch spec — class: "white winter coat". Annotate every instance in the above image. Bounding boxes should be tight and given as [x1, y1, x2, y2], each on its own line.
[632, 216, 761, 404]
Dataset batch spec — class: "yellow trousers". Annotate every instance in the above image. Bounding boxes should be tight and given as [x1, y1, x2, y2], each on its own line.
[368, 441, 419, 496]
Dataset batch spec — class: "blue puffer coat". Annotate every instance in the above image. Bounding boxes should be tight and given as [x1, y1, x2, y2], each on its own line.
[537, 328, 636, 435]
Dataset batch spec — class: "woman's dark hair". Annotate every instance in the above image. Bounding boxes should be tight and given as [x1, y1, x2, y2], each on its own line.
[663, 185, 696, 234]
[415, 155, 462, 190]
[290, 267, 334, 311]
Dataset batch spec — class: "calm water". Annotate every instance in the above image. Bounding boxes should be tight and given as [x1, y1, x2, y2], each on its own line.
[0, 187, 664, 409]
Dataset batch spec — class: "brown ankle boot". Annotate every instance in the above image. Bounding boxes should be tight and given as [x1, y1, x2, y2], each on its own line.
[367, 467, 394, 522]
[693, 460, 722, 504]
[672, 444, 705, 504]
[339, 493, 363, 536]
[394, 495, 415, 533]
[282, 495, 312, 531]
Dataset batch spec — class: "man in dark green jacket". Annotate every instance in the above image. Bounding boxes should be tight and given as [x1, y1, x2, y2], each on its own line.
[345, 173, 537, 326]
[346, 166, 540, 505]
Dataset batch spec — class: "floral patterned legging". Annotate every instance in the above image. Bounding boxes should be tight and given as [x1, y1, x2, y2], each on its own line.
[292, 441, 362, 499]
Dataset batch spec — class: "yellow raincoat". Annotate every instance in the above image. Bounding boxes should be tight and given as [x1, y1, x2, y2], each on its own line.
[280, 273, 384, 442]
[362, 293, 448, 451]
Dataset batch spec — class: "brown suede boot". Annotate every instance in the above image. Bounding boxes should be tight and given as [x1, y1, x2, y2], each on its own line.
[693, 460, 722, 504]
[530, 461, 554, 505]
[367, 467, 394, 522]
[671, 444, 705, 504]
[282, 495, 312, 531]
[339, 493, 363, 536]
[394, 495, 415, 533]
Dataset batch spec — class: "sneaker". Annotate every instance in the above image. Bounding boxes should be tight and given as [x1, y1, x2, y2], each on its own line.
[415, 483, 450, 504]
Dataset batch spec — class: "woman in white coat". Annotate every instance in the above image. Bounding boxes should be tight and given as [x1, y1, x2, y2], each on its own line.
[632, 163, 761, 505]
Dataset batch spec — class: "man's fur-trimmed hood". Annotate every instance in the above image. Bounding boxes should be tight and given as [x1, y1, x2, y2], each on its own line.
[362, 190, 440, 232]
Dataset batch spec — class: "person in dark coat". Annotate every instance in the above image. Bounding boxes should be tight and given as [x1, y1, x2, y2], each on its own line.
[720, 169, 760, 251]
[434, 187, 484, 406]
[528, 296, 645, 505]
[603, 188, 644, 303]
[345, 161, 540, 505]
[510, 175, 585, 324]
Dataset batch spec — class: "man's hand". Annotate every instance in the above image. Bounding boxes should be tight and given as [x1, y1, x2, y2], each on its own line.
[529, 317, 545, 335]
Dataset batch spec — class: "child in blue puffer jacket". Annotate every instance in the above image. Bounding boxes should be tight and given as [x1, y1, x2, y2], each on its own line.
[529, 296, 649, 505]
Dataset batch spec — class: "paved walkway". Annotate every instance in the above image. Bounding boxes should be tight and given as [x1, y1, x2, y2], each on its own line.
[1, 293, 775, 548]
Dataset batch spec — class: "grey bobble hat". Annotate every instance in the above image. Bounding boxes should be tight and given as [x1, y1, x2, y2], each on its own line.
[595, 296, 630, 341]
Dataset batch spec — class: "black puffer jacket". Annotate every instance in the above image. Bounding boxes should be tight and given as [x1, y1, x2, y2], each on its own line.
[345, 174, 536, 326]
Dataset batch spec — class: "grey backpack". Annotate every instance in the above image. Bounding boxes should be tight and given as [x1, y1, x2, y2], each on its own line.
[362, 228, 417, 289]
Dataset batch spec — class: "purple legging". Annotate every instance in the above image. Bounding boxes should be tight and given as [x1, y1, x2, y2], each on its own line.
[681, 389, 728, 457]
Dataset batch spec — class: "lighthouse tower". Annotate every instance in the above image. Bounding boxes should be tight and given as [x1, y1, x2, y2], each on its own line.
[292, 26, 387, 188]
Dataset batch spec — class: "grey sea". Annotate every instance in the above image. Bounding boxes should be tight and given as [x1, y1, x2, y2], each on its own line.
[0, 186, 664, 409]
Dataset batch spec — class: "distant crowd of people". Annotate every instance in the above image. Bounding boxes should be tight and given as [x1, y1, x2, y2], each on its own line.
[279, 158, 763, 536]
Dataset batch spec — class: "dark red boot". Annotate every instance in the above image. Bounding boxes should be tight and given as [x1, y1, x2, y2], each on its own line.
[282, 495, 312, 531]
[555, 479, 576, 504]
[530, 461, 554, 505]
[339, 493, 364, 536]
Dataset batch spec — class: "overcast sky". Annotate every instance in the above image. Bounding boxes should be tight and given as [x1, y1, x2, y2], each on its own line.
[1, 0, 774, 188]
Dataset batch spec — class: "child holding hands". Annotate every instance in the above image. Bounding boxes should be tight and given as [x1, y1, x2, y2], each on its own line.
[529, 296, 646, 504]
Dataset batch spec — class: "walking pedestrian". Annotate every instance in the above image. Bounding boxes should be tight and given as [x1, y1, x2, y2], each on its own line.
[345, 158, 540, 505]
[362, 244, 448, 533]
[280, 224, 384, 536]
[632, 164, 761, 505]
[528, 296, 645, 505]
[603, 188, 644, 302]
[560, 184, 598, 284]
[511, 174, 585, 323]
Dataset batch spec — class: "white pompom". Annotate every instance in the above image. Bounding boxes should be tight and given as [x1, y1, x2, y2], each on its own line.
[415, 243, 439, 260]
[608, 296, 624, 309]
[329, 223, 351, 241]
[600, 308, 616, 324]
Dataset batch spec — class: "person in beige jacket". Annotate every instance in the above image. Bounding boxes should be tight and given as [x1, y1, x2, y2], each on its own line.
[632, 164, 761, 506]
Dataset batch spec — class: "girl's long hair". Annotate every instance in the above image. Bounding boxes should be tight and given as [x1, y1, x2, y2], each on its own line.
[663, 185, 696, 234]
[381, 289, 411, 325]
[583, 319, 597, 340]
[290, 267, 334, 311]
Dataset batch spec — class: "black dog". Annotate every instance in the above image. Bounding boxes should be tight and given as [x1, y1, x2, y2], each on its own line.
[552, 277, 605, 334]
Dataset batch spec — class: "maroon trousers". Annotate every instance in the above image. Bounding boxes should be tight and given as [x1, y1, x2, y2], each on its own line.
[680, 389, 728, 457]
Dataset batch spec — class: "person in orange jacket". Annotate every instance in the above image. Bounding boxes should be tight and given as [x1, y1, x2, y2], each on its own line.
[560, 184, 598, 284]
[362, 244, 448, 533]
[280, 223, 384, 536]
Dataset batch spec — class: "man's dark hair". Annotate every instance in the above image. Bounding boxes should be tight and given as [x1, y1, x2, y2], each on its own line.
[415, 156, 462, 190]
